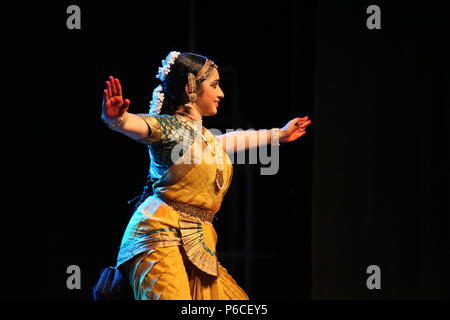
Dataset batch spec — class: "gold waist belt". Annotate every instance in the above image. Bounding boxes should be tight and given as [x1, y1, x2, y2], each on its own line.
[163, 198, 215, 224]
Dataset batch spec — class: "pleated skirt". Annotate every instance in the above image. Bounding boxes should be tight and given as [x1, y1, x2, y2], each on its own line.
[125, 245, 249, 300]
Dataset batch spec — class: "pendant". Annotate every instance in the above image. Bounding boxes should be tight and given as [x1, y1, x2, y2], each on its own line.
[214, 169, 224, 193]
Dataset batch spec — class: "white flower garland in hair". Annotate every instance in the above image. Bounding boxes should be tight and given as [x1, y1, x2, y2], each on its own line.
[149, 51, 181, 114]
[156, 51, 181, 81]
[149, 85, 164, 115]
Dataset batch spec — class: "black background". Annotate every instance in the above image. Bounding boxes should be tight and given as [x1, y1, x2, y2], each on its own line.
[3, 0, 449, 301]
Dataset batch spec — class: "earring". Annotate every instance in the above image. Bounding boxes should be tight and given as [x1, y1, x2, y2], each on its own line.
[188, 73, 197, 102]
[189, 93, 197, 102]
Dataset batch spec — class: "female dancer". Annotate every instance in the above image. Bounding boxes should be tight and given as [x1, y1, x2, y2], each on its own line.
[93, 52, 311, 300]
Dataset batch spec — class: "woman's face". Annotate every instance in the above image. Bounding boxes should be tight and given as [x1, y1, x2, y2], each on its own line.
[196, 68, 224, 116]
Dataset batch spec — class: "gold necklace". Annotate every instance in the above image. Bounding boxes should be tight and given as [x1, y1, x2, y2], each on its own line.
[174, 112, 225, 193]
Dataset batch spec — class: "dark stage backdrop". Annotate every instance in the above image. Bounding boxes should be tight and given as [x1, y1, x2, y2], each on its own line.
[312, 1, 449, 299]
[4, 1, 314, 299]
[3, 0, 449, 301]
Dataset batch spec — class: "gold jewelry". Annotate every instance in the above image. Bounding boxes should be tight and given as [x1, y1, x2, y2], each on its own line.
[175, 113, 225, 193]
[186, 59, 218, 103]
[187, 73, 198, 102]
[214, 168, 225, 193]
[195, 59, 214, 81]
[163, 198, 215, 224]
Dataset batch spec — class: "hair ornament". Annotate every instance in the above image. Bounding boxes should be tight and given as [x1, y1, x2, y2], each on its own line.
[149, 85, 164, 115]
[156, 51, 181, 81]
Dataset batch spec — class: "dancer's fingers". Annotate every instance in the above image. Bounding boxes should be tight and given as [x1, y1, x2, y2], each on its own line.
[296, 130, 307, 138]
[115, 78, 122, 96]
[295, 117, 309, 125]
[295, 120, 308, 129]
[106, 81, 112, 99]
[109, 76, 117, 96]
[299, 120, 311, 129]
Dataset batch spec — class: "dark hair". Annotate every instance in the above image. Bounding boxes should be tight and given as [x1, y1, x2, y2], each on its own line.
[128, 175, 157, 214]
[159, 52, 210, 115]
[92, 266, 134, 300]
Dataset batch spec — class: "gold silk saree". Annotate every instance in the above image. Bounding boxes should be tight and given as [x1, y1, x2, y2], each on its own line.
[116, 112, 248, 300]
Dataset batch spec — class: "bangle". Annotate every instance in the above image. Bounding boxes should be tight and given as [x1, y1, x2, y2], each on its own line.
[271, 128, 281, 146]
[101, 112, 127, 128]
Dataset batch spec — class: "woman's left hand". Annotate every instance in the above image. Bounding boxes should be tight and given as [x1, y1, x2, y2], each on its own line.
[279, 116, 312, 143]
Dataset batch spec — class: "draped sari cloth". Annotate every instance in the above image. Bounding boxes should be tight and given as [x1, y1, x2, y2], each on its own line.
[116, 113, 248, 300]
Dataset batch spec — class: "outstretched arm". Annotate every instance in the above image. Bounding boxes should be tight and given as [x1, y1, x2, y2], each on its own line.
[216, 116, 312, 153]
[101, 76, 149, 140]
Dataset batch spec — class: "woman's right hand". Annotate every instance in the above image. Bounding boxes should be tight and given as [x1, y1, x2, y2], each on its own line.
[102, 76, 130, 119]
